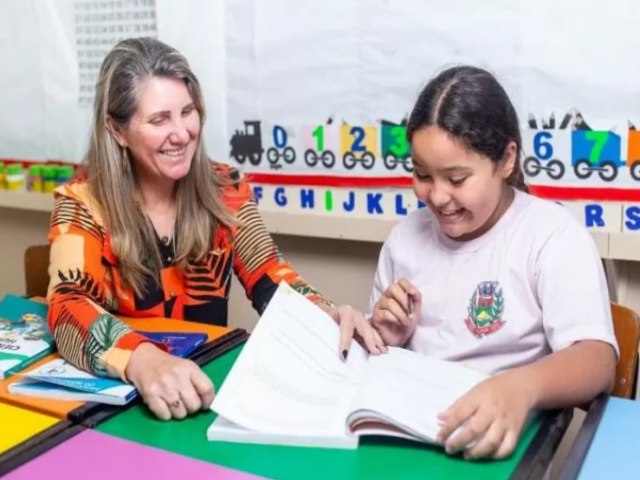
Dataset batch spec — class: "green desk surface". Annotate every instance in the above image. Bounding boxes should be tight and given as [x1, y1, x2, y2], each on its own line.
[97, 346, 547, 480]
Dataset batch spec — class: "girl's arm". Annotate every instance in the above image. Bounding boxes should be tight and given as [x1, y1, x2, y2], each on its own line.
[515, 339, 615, 408]
[438, 339, 615, 460]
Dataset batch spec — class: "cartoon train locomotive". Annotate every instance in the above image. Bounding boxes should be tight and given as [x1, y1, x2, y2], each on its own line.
[524, 112, 640, 182]
[229, 121, 264, 165]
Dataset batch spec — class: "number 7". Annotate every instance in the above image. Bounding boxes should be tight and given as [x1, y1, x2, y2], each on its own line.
[585, 131, 609, 164]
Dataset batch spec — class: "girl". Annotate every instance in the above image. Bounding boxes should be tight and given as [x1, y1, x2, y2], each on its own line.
[368, 66, 617, 460]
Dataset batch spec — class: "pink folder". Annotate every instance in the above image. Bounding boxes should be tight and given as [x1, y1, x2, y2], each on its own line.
[5, 429, 266, 480]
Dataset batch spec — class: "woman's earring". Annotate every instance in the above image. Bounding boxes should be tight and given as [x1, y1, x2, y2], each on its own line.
[121, 146, 130, 172]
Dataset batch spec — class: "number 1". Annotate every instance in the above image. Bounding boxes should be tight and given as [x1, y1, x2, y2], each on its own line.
[312, 125, 324, 152]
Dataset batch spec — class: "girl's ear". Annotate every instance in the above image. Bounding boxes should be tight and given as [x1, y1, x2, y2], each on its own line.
[106, 116, 127, 147]
[500, 141, 518, 179]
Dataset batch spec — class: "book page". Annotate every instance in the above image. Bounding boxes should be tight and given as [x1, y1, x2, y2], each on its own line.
[347, 347, 489, 443]
[210, 282, 368, 446]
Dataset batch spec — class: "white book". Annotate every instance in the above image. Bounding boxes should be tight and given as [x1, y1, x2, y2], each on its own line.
[9, 358, 137, 406]
[207, 282, 489, 449]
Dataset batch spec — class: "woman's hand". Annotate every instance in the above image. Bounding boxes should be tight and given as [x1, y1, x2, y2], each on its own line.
[325, 304, 387, 359]
[436, 371, 533, 460]
[125, 342, 215, 420]
[371, 278, 421, 347]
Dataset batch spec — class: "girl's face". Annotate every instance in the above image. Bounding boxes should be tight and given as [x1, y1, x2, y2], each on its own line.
[411, 126, 516, 241]
[113, 76, 201, 185]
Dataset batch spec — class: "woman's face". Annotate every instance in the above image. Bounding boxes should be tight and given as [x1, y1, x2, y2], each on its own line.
[116, 76, 201, 184]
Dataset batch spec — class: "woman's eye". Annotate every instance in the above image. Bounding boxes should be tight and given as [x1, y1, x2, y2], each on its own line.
[450, 177, 467, 185]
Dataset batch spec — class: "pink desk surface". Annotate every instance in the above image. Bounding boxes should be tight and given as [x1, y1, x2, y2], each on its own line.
[5, 429, 266, 480]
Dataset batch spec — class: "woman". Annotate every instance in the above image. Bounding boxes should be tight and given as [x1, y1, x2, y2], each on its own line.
[47, 37, 384, 420]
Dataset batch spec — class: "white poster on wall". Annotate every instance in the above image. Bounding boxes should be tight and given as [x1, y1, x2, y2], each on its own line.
[224, 0, 640, 198]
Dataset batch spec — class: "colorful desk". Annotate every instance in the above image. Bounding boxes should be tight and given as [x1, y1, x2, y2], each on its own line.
[96, 345, 571, 480]
[0, 328, 248, 476]
[560, 394, 640, 480]
[3, 429, 264, 480]
[0, 402, 75, 476]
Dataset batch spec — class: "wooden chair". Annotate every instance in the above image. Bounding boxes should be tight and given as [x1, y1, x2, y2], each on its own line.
[24, 244, 51, 298]
[610, 302, 640, 399]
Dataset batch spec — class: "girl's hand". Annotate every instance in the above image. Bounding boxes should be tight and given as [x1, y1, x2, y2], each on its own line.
[436, 372, 533, 460]
[371, 278, 421, 347]
[125, 343, 215, 420]
[328, 304, 387, 359]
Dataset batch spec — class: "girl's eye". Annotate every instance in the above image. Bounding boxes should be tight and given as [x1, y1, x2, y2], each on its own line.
[182, 106, 195, 116]
[450, 177, 467, 186]
[150, 117, 166, 126]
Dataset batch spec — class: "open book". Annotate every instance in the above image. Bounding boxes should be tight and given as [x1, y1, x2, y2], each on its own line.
[207, 282, 489, 449]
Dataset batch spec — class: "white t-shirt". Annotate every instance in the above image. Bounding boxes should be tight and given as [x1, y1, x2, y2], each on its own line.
[369, 188, 618, 375]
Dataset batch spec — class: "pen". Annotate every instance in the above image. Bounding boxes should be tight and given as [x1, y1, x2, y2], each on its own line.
[407, 296, 414, 316]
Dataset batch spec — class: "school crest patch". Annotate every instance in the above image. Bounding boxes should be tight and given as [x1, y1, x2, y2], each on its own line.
[465, 281, 505, 337]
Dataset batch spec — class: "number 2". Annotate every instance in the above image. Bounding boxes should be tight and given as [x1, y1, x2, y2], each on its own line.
[350, 126, 365, 152]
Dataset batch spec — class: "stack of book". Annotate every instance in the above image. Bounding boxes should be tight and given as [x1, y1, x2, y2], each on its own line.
[0, 294, 209, 405]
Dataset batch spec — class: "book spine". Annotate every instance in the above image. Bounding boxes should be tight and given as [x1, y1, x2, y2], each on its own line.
[3, 346, 55, 378]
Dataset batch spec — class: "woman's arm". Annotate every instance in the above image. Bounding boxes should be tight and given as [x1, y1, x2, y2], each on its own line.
[224, 171, 331, 313]
[47, 187, 158, 379]
[223, 168, 385, 355]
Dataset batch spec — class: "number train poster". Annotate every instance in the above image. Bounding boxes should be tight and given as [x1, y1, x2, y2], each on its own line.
[224, 0, 640, 236]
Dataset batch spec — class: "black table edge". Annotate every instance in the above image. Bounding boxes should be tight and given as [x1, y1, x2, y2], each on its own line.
[0, 422, 84, 477]
[511, 407, 574, 480]
[557, 393, 609, 480]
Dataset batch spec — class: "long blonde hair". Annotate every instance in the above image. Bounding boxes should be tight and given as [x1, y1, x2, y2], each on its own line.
[86, 37, 235, 296]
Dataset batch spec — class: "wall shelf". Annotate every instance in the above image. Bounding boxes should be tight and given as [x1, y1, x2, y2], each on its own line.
[1, 190, 638, 259]
[0, 189, 55, 213]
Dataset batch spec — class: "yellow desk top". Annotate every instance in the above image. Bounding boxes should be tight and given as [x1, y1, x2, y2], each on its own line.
[0, 402, 59, 454]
